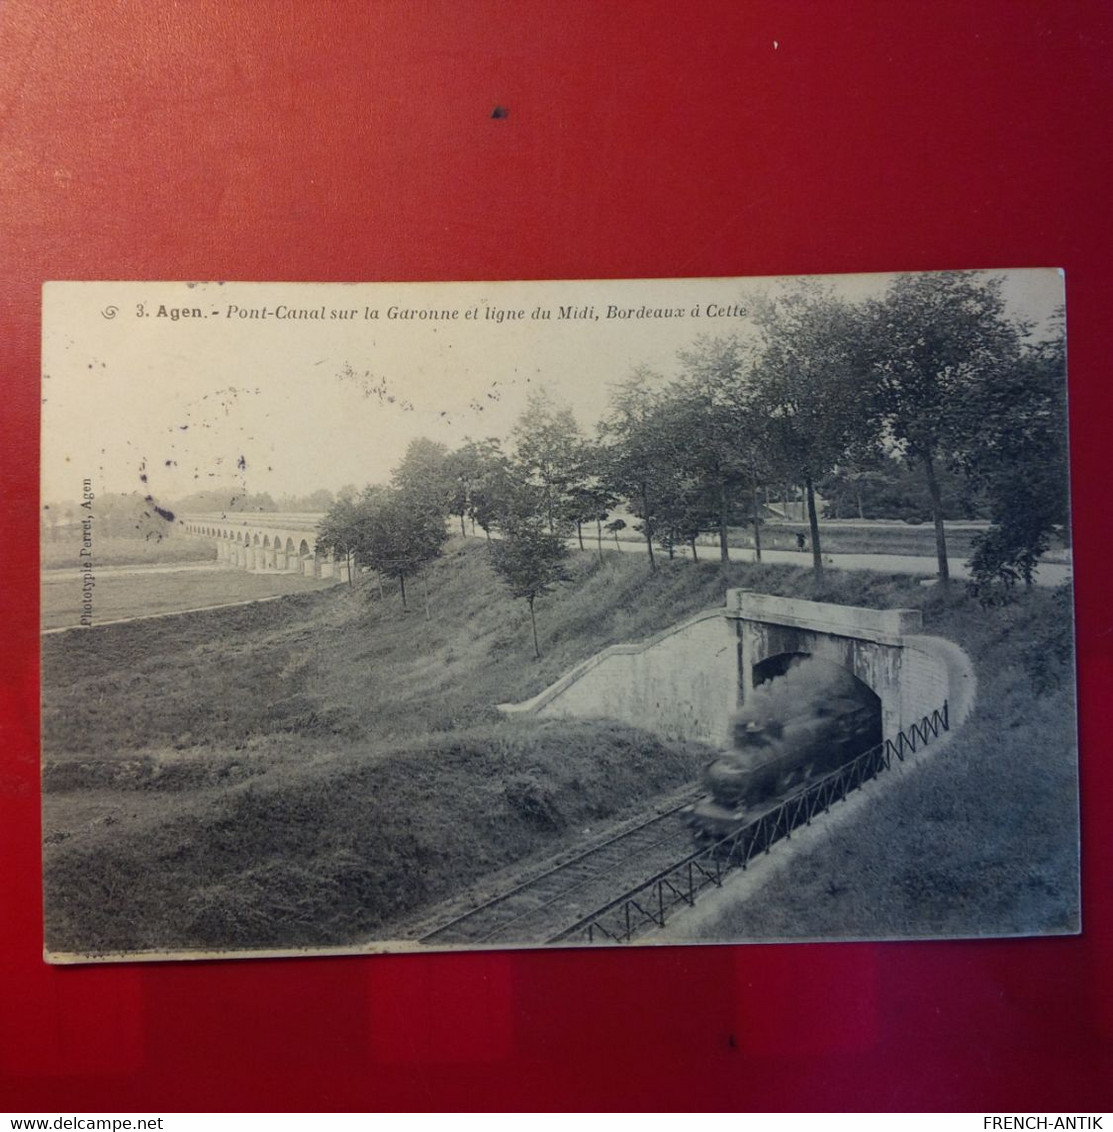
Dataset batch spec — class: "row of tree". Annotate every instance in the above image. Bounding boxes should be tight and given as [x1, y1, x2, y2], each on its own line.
[42, 491, 176, 541]
[819, 453, 978, 524]
[317, 272, 1069, 650]
[172, 487, 343, 514]
[314, 434, 571, 654]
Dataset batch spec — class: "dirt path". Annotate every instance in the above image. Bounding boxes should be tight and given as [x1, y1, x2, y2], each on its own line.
[40, 561, 218, 578]
[41, 592, 291, 635]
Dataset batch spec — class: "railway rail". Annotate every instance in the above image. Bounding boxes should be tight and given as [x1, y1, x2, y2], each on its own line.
[555, 701, 950, 944]
[417, 702, 949, 948]
[417, 790, 704, 945]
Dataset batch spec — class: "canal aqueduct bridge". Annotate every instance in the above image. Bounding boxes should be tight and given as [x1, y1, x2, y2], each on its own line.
[182, 513, 350, 581]
[501, 589, 974, 746]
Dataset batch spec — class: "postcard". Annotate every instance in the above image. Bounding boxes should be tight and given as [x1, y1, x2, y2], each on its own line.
[40, 272, 1076, 961]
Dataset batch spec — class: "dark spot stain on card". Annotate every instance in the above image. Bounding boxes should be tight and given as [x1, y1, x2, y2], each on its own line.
[131, 493, 177, 535]
[337, 363, 415, 411]
[491, 105, 509, 119]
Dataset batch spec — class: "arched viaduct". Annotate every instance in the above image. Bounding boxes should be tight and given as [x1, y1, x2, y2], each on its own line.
[501, 589, 972, 747]
[181, 513, 350, 582]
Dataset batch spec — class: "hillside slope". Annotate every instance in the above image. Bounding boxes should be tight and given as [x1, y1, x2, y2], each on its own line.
[42, 540, 1078, 954]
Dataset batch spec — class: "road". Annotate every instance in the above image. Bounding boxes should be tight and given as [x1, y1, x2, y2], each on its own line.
[40, 560, 219, 579]
[565, 534, 1072, 587]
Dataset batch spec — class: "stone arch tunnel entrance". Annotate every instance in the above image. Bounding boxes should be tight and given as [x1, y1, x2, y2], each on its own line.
[501, 588, 970, 750]
[733, 591, 924, 743]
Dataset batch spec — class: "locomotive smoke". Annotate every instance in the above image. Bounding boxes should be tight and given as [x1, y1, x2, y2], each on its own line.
[734, 656, 874, 738]
[689, 656, 885, 830]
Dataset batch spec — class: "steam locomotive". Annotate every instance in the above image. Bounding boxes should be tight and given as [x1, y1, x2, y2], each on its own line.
[685, 690, 881, 842]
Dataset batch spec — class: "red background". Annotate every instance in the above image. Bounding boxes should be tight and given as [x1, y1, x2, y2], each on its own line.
[2, 0, 1111, 1111]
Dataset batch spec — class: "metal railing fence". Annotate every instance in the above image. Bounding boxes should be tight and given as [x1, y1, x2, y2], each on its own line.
[550, 701, 950, 944]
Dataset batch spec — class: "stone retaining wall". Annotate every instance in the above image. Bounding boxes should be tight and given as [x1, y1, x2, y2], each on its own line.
[500, 594, 974, 748]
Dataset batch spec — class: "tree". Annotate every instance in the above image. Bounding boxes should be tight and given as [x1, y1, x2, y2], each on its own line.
[356, 486, 449, 612]
[172, 488, 279, 515]
[445, 439, 522, 538]
[282, 487, 335, 512]
[820, 449, 981, 522]
[391, 437, 454, 517]
[731, 400, 781, 564]
[650, 466, 709, 561]
[669, 336, 755, 563]
[442, 442, 482, 537]
[598, 368, 675, 572]
[489, 519, 569, 658]
[443, 437, 531, 540]
[555, 440, 617, 557]
[316, 495, 362, 586]
[512, 388, 584, 534]
[864, 271, 1025, 584]
[958, 312, 1070, 589]
[666, 336, 785, 565]
[561, 481, 613, 556]
[751, 283, 874, 580]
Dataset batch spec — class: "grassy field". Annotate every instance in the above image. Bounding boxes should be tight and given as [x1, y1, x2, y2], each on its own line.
[41, 539, 1078, 954]
[604, 518, 988, 559]
[41, 566, 333, 630]
[41, 533, 217, 570]
[713, 520, 1069, 560]
[734, 520, 986, 558]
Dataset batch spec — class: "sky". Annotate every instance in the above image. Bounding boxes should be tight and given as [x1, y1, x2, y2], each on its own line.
[41, 270, 1065, 508]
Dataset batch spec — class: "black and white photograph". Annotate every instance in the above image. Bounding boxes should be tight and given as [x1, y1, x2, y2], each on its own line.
[40, 271, 1077, 962]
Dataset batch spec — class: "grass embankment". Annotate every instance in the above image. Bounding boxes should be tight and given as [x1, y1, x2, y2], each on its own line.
[45, 542, 748, 953]
[41, 540, 1077, 953]
[45, 719, 698, 951]
[688, 586, 1078, 941]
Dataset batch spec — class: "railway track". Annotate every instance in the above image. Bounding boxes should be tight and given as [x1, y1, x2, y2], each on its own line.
[557, 702, 952, 944]
[416, 790, 703, 945]
[413, 703, 951, 948]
